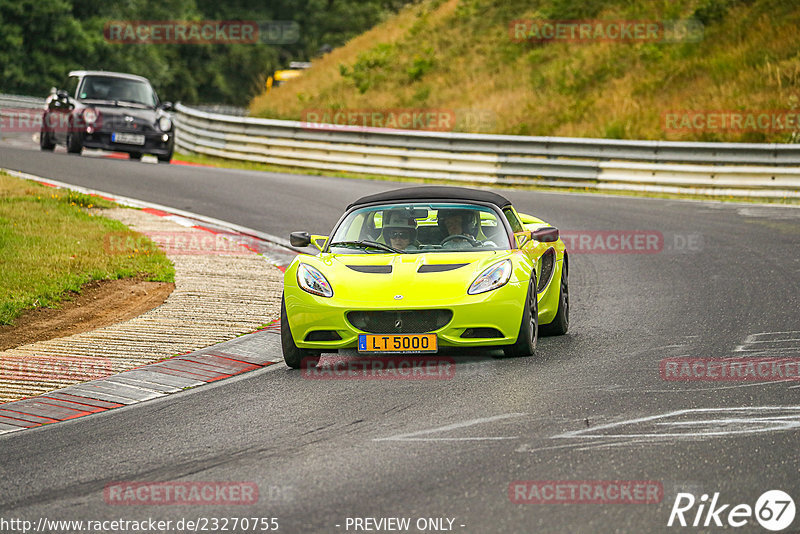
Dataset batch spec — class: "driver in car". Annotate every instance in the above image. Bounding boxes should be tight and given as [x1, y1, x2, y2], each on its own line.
[437, 208, 480, 247]
[382, 210, 420, 251]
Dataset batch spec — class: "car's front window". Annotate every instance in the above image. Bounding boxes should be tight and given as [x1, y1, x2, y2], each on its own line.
[78, 76, 157, 107]
[328, 202, 510, 253]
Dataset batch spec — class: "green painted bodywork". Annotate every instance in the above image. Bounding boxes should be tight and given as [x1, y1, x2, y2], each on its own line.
[283, 209, 565, 352]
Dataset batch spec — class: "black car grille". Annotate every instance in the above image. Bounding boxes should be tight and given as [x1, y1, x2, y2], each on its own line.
[102, 115, 156, 133]
[348, 310, 452, 334]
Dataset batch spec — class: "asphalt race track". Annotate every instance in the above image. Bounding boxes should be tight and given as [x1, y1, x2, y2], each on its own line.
[2, 138, 800, 533]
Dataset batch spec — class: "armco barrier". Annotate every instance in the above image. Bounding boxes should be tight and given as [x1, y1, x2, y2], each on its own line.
[0, 94, 46, 138]
[0, 93, 45, 109]
[2, 94, 798, 198]
[171, 104, 800, 198]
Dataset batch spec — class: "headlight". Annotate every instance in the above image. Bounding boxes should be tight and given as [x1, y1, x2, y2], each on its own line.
[468, 259, 512, 295]
[158, 116, 172, 131]
[297, 264, 333, 297]
[83, 108, 98, 124]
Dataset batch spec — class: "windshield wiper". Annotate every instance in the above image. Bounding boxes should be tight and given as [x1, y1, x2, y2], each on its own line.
[328, 240, 404, 254]
[113, 99, 151, 108]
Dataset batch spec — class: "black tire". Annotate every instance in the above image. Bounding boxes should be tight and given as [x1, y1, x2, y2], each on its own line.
[66, 128, 83, 154]
[500, 275, 538, 358]
[281, 296, 320, 369]
[157, 151, 173, 164]
[129, 152, 142, 160]
[39, 128, 55, 151]
[540, 255, 569, 336]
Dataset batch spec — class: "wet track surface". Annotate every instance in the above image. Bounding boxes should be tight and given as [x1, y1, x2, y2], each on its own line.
[2, 139, 800, 533]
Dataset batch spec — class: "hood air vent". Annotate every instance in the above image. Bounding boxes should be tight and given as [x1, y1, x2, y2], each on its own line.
[346, 265, 392, 274]
[417, 263, 469, 273]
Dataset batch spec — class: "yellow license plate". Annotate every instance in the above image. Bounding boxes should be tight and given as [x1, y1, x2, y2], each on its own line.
[358, 334, 437, 353]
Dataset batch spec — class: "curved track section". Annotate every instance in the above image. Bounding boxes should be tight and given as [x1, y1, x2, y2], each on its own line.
[2, 140, 800, 533]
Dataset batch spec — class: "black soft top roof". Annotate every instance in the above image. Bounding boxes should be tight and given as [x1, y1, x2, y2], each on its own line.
[348, 186, 512, 210]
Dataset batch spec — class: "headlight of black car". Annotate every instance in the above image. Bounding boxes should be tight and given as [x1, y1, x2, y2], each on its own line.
[158, 116, 172, 131]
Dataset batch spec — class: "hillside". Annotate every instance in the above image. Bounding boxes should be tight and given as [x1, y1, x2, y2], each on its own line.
[250, 0, 800, 142]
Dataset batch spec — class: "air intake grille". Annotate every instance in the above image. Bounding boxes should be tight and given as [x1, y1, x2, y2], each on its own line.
[461, 327, 503, 338]
[348, 310, 452, 334]
[538, 248, 556, 293]
[305, 330, 342, 341]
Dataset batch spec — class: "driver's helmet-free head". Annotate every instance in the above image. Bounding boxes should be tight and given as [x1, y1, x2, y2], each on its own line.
[383, 209, 417, 241]
[437, 208, 479, 237]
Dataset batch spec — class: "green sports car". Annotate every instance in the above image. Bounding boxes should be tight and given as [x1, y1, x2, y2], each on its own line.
[281, 186, 569, 368]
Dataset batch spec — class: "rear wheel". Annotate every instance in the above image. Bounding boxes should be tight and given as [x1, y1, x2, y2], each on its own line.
[500, 276, 538, 358]
[540, 256, 569, 336]
[129, 152, 142, 160]
[281, 296, 320, 369]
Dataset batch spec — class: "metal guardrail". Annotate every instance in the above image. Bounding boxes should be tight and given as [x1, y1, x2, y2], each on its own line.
[3, 94, 798, 198]
[0, 94, 46, 109]
[174, 104, 800, 198]
[0, 94, 46, 143]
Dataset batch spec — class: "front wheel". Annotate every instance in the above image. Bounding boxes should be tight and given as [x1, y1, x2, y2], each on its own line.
[281, 296, 320, 369]
[540, 257, 569, 336]
[66, 129, 83, 154]
[500, 276, 538, 358]
[39, 128, 55, 151]
[129, 152, 142, 160]
[157, 152, 172, 164]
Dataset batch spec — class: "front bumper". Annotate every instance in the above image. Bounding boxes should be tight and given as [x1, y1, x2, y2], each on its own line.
[284, 282, 528, 351]
[82, 129, 174, 156]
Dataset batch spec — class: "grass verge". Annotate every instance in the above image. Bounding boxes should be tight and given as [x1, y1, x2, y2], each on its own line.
[250, 0, 800, 143]
[0, 172, 175, 325]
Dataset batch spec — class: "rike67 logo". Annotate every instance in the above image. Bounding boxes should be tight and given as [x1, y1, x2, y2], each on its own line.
[668, 490, 795, 531]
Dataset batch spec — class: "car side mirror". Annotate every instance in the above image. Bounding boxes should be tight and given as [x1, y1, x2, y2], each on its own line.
[160, 101, 174, 111]
[290, 231, 311, 247]
[532, 226, 559, 243]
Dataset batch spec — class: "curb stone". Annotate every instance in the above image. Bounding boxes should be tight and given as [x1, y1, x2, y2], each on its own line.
[0, 172, 297, 433]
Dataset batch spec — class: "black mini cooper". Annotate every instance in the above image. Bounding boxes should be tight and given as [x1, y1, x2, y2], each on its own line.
[40, 70, 174, 163]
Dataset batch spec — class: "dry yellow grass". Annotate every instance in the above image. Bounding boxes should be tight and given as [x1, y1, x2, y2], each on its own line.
[251, 0, 800, 142]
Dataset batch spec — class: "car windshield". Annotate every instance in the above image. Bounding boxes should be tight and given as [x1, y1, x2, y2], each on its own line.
[328, 202, 510, 253]
[78, 76, 157, 107]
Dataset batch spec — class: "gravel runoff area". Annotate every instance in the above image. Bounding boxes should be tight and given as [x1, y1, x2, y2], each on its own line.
[0, 207, 284, 403]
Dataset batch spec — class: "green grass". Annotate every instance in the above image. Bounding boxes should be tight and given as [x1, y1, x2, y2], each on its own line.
[250, 0, 800, 143]
[175, 151, 800, 206]
[0, 172, 175, 325]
